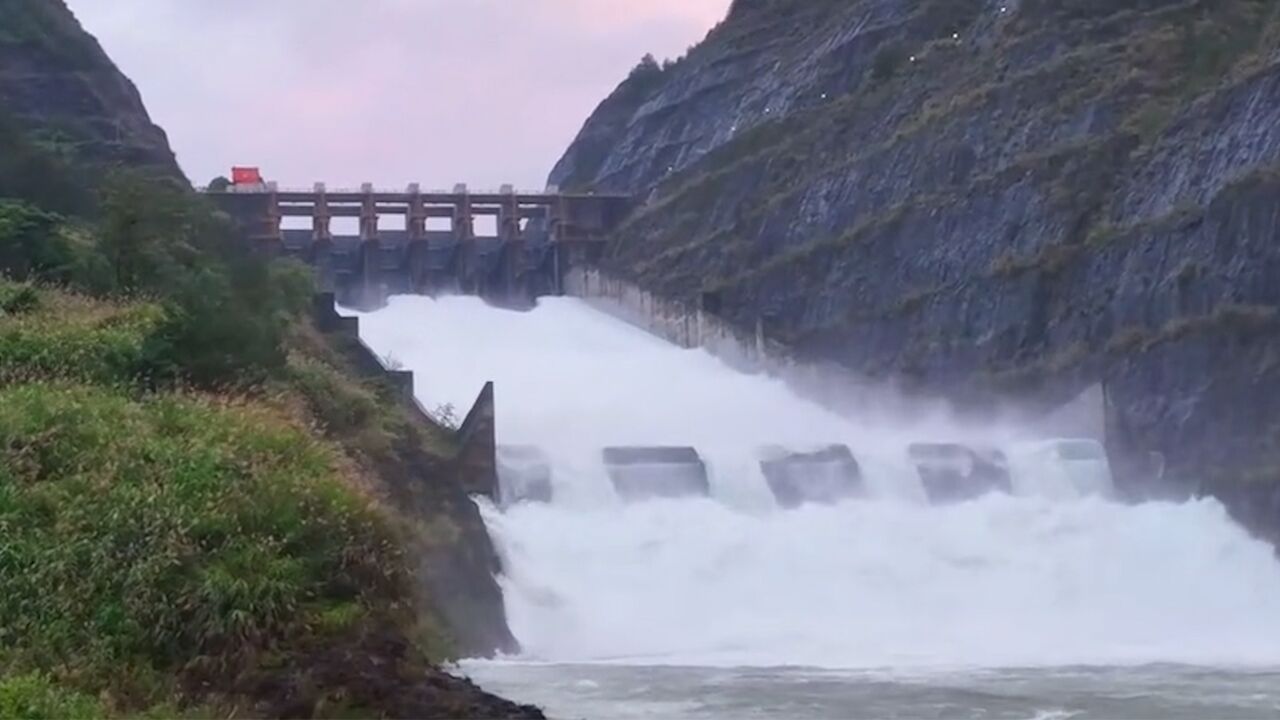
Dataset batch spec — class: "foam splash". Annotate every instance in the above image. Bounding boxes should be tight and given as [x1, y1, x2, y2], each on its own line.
[352, 294, 1280, 669]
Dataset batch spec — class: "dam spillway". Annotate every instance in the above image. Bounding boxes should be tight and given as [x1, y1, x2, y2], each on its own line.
[349, 294, 1280, 716]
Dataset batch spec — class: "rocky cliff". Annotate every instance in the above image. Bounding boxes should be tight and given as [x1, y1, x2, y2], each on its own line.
[553, 0, 1280, 541]
[0, 0, 178, 175]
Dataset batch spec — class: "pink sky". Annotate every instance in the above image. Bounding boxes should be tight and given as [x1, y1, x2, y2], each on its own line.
[65, 0, 730, 190]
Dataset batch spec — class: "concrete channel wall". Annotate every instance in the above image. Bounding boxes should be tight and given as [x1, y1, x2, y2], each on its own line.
[563, 266, 785, 375]
[312, 293, 499, 498]
[562, 266, 1106, 441]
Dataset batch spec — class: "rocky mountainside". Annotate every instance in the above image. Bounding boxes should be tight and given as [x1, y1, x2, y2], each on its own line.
[0, 0, 178, 174]
[553, 0, 1280, 539]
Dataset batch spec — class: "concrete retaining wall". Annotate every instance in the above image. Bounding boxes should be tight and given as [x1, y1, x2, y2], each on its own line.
[564, 266, 785, 374]
[563, 267, 952, 424]
[562, 267, 1106, 440]
[312, 293, 499, 498]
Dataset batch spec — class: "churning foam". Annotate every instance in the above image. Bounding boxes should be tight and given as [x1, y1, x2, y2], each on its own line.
[353, 295, 1280, 669]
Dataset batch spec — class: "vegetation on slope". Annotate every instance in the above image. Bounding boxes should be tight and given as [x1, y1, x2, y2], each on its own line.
[0, 382, 432, 716]
[0, 80, 533, 717]
[0, 283, 166, 385]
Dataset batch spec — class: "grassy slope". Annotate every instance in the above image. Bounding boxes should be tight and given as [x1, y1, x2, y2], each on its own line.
[0, 285, 410, 715]
[0, 286, 165, 384]
[0, 286, 534, 719]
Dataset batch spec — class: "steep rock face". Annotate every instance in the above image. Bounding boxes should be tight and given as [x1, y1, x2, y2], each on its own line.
[0, 0, 179, 175]
[553, 0, 1280, 538]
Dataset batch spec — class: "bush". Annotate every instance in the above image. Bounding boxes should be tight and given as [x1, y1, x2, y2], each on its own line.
[152, 258, 312, 387]
[0, 672, 103, 720]
[90, 172, 313, 387]
[0, 202, 113, 291]
[288, 354, 403, 457]
[0, 289, 166, 386]
[3, 114, 312, 388]
[0, 282, 38, 315]
[0, 201, 64, 282]
[0, 384, 425, 711]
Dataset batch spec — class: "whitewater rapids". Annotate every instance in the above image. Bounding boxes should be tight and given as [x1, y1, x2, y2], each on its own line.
[350, 294, 1280, 677]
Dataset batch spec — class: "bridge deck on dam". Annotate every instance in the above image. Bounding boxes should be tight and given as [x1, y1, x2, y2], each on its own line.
[206, 182, 632, 307]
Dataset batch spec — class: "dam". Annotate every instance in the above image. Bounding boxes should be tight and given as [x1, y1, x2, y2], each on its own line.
[207, 181, 630, 308]
[347, 293, 1280, 720]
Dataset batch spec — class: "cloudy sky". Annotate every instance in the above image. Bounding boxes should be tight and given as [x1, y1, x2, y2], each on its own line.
[65, 1, 730, 190]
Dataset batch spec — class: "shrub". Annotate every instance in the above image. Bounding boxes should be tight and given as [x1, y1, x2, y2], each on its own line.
[0, 201, 64, 282]
[91, 172, 314, 387]
[0, 203, 113, 292]
[0, 672, 103, 720]
[0, 289, 167, 386]
[0, 282, 38, 315]
[2, 118, 312, 388]
[289, 355, 402, 457]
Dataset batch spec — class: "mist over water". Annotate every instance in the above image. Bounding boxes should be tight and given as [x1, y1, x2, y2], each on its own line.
[353, 295, 1280, 716]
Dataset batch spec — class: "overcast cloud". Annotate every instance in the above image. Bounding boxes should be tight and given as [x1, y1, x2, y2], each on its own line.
[65, 1, 730, 190]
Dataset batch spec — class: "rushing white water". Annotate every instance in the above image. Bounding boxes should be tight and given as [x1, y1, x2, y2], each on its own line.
[351, 295, 1280, 673]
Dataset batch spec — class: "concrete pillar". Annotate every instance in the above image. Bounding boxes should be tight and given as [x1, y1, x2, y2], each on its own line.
[262, 181, 283, 256]
[358, 182, 381, 307]
[548, 193, 566, 244]
[497, 184, 525, 302]
[498, 184, 520, 242]
[406, 183, 426, 240]
[312, 182, 332, 240]
[357, 235, 382, 309]
[453, 183, 475, 293]
[359, 182, 377, 240]
[406, 183, 428, 292]
[547, 194, 567, 294]
[452, 183, 473, 241]
[407, 235, 433, 294]
[310, 182, 334, 292]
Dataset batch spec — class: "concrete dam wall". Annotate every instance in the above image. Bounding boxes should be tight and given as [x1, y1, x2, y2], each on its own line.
[563, 266, 1108, 445]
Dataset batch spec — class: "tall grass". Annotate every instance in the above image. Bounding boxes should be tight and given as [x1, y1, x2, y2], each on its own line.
[0, 283, 167, 386]
[0, 673, 102, 720]
[0, 383, 428, 713]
